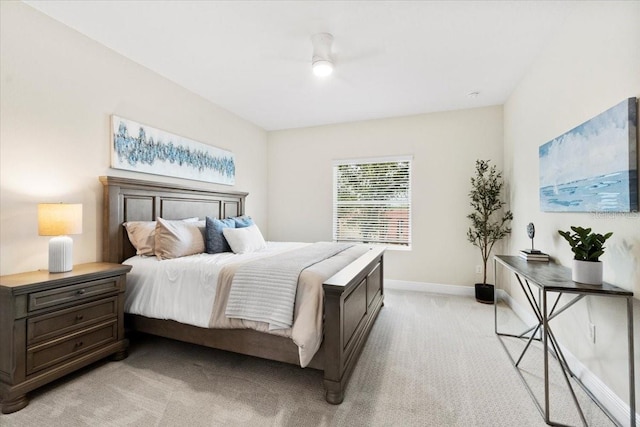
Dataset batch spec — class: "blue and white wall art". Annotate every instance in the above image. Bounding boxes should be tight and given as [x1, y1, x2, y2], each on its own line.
[111, 115, 235, 185]
[539, 98, 638, 212]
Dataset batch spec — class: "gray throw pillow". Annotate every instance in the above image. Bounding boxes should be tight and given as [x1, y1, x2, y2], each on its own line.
[205, 217, 236, 253]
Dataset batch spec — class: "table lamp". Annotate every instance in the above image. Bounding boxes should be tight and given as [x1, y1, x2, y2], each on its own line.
[38, 203, 83, 273]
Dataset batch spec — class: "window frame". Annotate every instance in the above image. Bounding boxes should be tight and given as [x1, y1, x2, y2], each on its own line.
[332, 155, 412, 250]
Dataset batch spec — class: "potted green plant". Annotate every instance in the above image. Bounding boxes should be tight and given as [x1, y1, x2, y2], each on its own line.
[467, 159, 513, 303]
[558, 226, 612, 285]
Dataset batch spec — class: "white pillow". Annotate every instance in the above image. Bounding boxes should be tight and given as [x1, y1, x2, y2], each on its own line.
[222, 224, 266, 254]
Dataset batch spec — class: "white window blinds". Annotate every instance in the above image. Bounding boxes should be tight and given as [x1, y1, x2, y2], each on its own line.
[333, 156, 412, 247]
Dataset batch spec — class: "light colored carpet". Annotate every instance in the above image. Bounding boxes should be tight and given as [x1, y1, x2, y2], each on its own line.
[1, 290, 615, 426]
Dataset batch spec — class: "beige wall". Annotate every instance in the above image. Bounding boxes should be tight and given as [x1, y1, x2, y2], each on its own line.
[4, 0, 638, 411]
[0, 2, 268, 275]
[267, 106, 504, 285]
[504, 1, 640, 407]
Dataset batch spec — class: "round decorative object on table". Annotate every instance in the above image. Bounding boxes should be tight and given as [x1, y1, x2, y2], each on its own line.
[527, 222, 535, 239]
[526, 222, 541, 254]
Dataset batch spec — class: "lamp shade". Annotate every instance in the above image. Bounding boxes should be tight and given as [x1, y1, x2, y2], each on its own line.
[38, 203, 83, 236]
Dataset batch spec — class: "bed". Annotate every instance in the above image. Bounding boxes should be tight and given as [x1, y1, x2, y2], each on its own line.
[100, 176, 384, 404]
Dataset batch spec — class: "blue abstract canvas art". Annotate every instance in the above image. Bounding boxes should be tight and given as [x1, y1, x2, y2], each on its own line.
[539, 98, 638, 212]
[111, 116, 235, 185]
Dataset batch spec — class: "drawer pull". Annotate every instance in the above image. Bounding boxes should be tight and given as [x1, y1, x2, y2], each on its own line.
[75, 314, 84, 321]
[77, 289, 86, 295]
[74, 341, 84, 348]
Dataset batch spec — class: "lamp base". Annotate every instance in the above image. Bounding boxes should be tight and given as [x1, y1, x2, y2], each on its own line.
[49, 235, 73, 273]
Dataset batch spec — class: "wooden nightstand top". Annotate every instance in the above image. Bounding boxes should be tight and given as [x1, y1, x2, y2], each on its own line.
[0, 262, 131, 292]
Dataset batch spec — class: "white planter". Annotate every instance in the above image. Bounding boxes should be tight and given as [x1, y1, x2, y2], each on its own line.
[572, 260, 603, 285]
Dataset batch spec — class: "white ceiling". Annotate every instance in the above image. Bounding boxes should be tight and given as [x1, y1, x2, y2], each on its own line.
[24, 1, 576, 131]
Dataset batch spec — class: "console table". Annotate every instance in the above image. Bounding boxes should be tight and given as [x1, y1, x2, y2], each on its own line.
[494, 255, 635, 427]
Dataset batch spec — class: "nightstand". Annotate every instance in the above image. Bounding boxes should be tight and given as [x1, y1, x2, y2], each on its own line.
[0, 262, 131, 414]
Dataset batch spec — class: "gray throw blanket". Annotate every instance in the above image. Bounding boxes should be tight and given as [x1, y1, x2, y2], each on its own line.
[225, 242, 354, 329]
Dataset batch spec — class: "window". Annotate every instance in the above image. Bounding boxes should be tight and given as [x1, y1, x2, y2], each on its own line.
[333, 156, 412, 248]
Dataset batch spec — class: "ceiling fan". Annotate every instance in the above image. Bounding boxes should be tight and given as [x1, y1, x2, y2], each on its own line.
[311, 33, 334, 77]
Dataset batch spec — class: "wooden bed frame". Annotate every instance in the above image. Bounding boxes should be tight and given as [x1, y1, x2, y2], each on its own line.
[100, 176, 384, 404]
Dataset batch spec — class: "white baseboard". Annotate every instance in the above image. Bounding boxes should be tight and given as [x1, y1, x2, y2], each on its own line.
[385, 279, 475, 297]
[386, 280, 637, 426]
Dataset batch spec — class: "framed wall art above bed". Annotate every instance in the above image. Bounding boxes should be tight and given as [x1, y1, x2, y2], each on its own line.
[110, 115, 235, 185]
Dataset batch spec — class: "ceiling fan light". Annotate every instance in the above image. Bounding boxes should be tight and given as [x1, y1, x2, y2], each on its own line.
[312, 60, 333, 77]
[311, 33, 334, 78]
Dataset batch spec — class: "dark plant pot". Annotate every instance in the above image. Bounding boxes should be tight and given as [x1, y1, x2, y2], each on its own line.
[475, 283, 494, 304]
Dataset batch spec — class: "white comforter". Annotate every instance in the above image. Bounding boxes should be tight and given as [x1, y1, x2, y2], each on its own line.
[123, 242, 369, 367]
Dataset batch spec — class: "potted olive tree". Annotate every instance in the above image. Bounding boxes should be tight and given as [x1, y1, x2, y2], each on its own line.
[558, 226, 612, 285]
[467, 160, 513, 303]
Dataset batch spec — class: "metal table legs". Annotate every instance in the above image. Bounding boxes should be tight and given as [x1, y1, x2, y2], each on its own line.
[494, 258, 636, 427]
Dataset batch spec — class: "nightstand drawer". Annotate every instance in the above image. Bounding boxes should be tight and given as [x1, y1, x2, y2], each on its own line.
[27, 297, 118, 345]
[26, 320, 118, 375]
[28, 277, 120, 312]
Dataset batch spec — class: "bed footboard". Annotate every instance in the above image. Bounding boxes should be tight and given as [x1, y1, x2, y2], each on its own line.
[322, 247, 384, 404]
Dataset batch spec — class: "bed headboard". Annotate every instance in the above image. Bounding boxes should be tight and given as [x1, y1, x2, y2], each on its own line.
[100, 176, 248, 263]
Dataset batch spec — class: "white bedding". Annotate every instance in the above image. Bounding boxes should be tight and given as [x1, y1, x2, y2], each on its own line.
[123, 242, 308, 328]
[123, 241, 370, 367]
